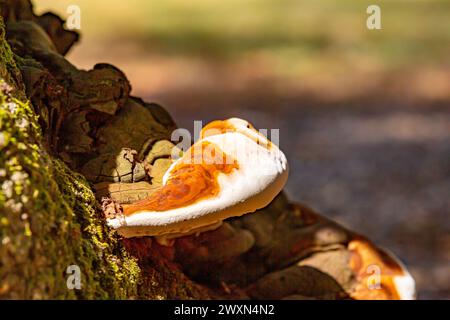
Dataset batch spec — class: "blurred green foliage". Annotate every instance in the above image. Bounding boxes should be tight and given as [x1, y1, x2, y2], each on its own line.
[36, 0, 450, 75]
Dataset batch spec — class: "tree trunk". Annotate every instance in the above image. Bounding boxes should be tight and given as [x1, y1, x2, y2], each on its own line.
[0, 0, 209, 299]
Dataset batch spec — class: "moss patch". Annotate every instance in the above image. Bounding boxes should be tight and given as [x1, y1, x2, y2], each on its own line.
[0, 17, 142, 297]
[0, 13, 209, 299]
[0, 81, 143, 298]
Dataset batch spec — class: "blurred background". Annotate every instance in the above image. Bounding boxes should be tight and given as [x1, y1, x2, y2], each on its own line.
[35, 0, 450, 299]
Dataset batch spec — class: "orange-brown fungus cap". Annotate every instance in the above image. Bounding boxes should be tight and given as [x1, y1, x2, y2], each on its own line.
[123, 141, 238, 216]
[348, 238, 406, 300]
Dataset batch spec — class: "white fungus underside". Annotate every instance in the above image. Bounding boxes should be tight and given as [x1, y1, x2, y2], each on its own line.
[384, 247, 417, 300]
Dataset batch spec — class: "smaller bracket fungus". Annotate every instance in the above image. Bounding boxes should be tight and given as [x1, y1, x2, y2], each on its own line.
[347, 239, 416, 300]
[107, 118, 289, 241]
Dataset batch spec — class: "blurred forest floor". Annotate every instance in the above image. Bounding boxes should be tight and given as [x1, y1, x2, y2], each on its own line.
[35, 0, 450, 299]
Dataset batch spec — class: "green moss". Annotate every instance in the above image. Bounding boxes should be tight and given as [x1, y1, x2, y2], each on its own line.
[0, 18, 23, 94]
[0, 81, 142, 298]
[0, 13, 210, 299]
[0, 17, 143, 297]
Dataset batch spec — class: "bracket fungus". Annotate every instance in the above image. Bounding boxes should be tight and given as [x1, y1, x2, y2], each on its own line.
[347, 239, 416, 300]
[106, 118, 289, 241]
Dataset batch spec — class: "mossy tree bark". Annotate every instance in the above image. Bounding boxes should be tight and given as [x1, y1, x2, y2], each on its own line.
[0, 1, 210, 299]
